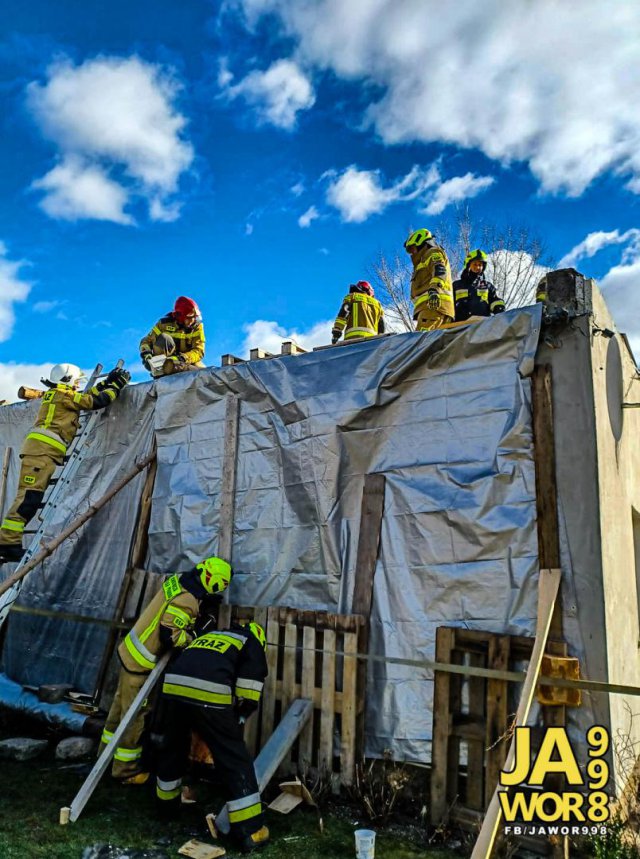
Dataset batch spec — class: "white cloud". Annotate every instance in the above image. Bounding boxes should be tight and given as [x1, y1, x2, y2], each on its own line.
[0, 243, 32, 343]
[423, 173, 495, 216]
[291, 181, 305, 197]
[32, 157, 133, 224]
[0, 362, 53, 403]
[33, 300, 62, 314]
[245, 223, 254, 235]
[223, 59, 315, 130]
[597, 237, 640, 362]
[559, 229, 640, 268]
[239, 1, 640, 196]
[487, 249, 549, 308]
[298, 205, 319, 228]
[27, 55, 193, 223]
[241, 318, 334, 355]
[325, 164, 439, 223]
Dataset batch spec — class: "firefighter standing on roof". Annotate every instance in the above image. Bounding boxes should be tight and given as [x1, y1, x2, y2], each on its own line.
[331, 281, 385, 344]
[156, 621, 269, 852]
[404, 229, 454, 331]
[139, 296, 205, 377]
[100, 556, 232, 783]
[453, 249, 506, 322]
[0, 363, 129, 565]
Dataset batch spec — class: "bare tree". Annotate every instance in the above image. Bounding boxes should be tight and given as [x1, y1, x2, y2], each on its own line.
[371, 207, 555, 332]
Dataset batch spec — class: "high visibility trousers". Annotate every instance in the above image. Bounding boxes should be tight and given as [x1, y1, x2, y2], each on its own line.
[156, 699, 265, 839]
[0, 453, 57, 546]
[414, 309, 453, 332]
[100, 668, 150, 779]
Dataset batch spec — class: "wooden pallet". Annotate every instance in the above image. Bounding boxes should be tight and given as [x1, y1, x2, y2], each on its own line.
[217, 604, 366, 787]
[430, 626, 567, 826]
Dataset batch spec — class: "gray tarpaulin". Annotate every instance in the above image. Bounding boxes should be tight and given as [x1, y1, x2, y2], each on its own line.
[0, 305, 577, 761]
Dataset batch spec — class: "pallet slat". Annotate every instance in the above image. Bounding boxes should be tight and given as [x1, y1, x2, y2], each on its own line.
[340, 630, 358, 786]
[318, 629, 336, 775]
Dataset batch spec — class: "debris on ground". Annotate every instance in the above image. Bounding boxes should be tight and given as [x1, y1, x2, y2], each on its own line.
[55, 736, 96, 760]
[0, 737, 48, 761]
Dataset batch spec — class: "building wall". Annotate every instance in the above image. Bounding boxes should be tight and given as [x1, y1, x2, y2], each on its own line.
[589, 282, 640, 790]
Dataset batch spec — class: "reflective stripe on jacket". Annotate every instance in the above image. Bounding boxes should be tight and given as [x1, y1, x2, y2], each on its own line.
[118, 574, 201, 674]
[161, 626, 268, 712]
[453, 273, 505, 322]
[332, 293, 385, 340]
[20, 382, 122, 459]
[140, 315, 205, 365]
[410, 243, 454, 319]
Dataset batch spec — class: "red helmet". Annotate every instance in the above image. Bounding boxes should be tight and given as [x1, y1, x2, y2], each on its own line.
[353, 280, 374, 297]
[173, 296, 202, 330]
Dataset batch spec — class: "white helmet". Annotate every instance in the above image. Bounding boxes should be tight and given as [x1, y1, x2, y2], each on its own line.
[49, 363, 84, 387]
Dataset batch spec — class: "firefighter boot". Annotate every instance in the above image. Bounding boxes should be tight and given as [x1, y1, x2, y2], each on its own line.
[0, 544, 25, 564]
[239, 825, 270, 853]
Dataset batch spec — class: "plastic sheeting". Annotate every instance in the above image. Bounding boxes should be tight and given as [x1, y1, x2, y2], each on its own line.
[0, 307, 555, 761]
[0, 672, 87, 732]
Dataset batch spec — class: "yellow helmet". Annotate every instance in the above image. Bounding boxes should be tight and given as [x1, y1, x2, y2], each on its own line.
[243, 621, 267, 651]
[404, 228, 433, 252]
[464, 248, 488, 268]
[196, 557, 232, 595]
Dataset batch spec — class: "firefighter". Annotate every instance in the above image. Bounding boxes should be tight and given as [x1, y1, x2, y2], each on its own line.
[331, 281, 385, 344]
[140, 296, 205, 377]
[404, 228, 455, 331]
[156, 621, 269, 852]
[0, 363, 130, 564]
[100, 556, 233, 784]
[453, 249, 506, 322]
[536, 275, 548, 303]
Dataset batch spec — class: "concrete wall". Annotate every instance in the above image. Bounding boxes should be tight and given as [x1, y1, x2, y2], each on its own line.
[589, 282, 640, 791]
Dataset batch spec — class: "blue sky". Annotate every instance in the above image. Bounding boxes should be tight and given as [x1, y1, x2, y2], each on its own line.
[1, 0, 639, 399]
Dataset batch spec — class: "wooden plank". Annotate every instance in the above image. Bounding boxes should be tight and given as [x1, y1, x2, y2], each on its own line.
[216, 698, 313, 834]
[485, 635, 511, 808]
[217, 604, 232, 628]
[299, 625, 316, 771]
[431, 627, 455, 824]
[351, 474, 386, 617]
[532, 366, 562, 638]
[446, 647, 463, 808]
[318, 628, 336, 776]
[466, 651, 486, 810]
[66, 652, 171, 822]
[340, 630, 358, 787]
[281, 623, 297, 716]
[279, 623, 298, 772]
[470, 568, 562, 859]
[261, 607, 280, 748]
[0, 447, 11, 520]
[218, 394, 240, 566]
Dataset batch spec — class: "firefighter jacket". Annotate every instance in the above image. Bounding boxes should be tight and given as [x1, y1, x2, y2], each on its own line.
[118, 567, 208, 675]
[332, 291, 385, 340]
[453, 269, 506, 322]
[163, 624, 268, 713]
[20, 380, 125, 463]
[410, 241, 454, 320]
[139, 314, 205, 365]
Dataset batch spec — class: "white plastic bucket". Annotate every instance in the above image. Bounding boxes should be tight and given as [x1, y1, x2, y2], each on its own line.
[354, 828, 376, 859]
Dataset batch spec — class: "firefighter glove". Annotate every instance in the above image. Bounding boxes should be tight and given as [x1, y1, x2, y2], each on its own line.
[107, 368, 131, 389]
[427, 290, 441, 311]
[141, 352, 152, 371]
[331, 330, 340, 345]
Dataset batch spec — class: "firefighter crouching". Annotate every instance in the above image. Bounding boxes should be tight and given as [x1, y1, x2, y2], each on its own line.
[156, 622, 270, 852]
[0, 363, 130, 565]
[100, 556, 232, 784]
[453, 249, 506, 322]
[140, 296, 205, 377]
[331, 280, 385, 344]
[404, 228, 455, 331]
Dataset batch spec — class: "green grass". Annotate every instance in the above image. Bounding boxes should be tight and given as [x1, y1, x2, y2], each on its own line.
[0, 756, 459, 859]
